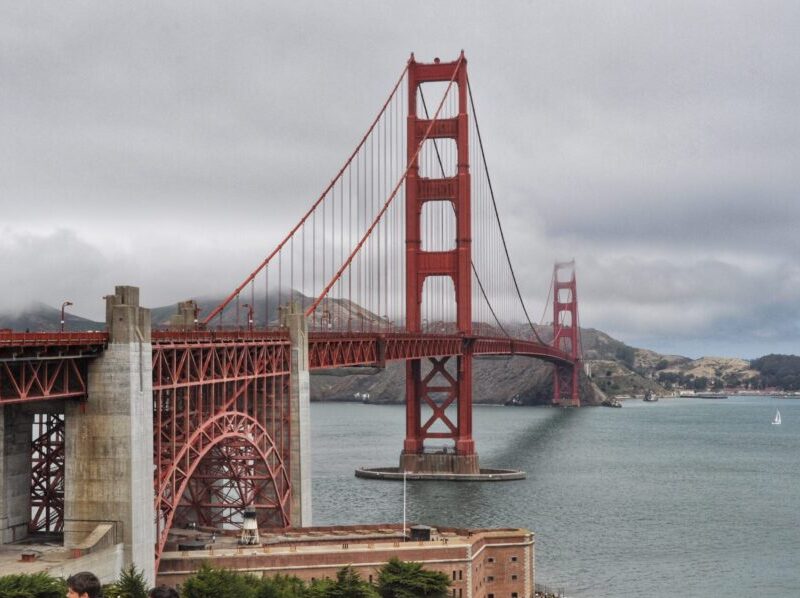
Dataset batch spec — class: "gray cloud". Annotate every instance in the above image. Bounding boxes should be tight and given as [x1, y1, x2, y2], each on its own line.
[2, 1, 799, 357]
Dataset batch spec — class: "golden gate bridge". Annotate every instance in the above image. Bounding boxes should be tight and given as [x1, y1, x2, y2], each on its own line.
[0, 53, 581, 575]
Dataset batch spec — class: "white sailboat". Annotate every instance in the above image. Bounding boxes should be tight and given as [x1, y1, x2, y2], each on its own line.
[772, 409, 781, 425]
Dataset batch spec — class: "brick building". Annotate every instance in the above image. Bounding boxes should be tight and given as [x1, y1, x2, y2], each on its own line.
[157, 524, 535, 598]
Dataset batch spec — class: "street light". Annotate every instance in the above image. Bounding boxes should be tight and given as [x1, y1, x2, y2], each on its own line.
[60, 301, 73, 332]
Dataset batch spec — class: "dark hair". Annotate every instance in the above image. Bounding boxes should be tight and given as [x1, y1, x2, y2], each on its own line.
[149, 587, 180, 598]
[67, 571, 102, 598]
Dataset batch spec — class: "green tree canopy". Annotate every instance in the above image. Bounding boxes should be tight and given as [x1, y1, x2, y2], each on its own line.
[257, 573, 310, 598]
[377, 558, 450, 598]
[324, 566, 377, 598]
[181, 564, 261, 598]
[0, 572, 66, 598]
[104, 564, 148, 598]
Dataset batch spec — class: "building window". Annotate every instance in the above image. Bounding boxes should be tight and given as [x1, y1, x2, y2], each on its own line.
[487, 557, 495, 563]
[452, 590, 456, 597]
[488, 594, 495, 598]
[453, 572, 457, 581]
[369, 575, 373, 583]
[458, 589, 462, 598]
[510, 556, 518, 562]
[486, 576, 494, 583]
[459, 571, 463, 580]
[511, 593, 518, 598]
[511, 575, 517, 581]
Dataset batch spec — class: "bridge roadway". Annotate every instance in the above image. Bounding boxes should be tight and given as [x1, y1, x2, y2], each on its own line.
[0, 328, 572, 405]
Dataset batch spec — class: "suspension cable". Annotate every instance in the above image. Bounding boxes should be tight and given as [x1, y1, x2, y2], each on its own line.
[204, 63, 410, 325]
[418, 89, 509, 338]
[466, 75, 546, 344]
[306, 56, 465, 317]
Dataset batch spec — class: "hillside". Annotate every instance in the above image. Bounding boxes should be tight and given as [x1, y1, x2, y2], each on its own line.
[2, 300, 797, 402]
[0, 303, 103, 332]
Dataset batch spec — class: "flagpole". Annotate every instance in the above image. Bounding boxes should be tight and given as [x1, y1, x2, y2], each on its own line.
[403, 469, 407, 541]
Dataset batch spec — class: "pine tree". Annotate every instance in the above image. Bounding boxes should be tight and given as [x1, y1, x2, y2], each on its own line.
[182, 564, 261, 598]
[377, 558, 450, 598]
[104, 564, 148, 598]
[0, 572, 67, 598]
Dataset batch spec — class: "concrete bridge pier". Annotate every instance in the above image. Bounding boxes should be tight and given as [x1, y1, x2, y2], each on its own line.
[63, 286, 155, 585]
[280, 301, 311, 527]
[0, 406, 34, 543]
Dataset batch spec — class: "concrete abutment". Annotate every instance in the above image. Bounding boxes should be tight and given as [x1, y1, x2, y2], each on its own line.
[63, 286, 155, 585]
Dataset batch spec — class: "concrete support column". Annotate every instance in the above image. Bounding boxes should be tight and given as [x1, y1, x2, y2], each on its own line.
[64, 286, 155, 585]
[0, 406, 34, 543]
[281, 302, 311, 527]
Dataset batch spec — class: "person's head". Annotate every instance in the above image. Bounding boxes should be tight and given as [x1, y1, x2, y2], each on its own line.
[66, 571, 102, 598]
[149, 587, 179, 598]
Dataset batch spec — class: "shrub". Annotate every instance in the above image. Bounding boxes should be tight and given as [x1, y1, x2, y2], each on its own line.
[0, 571, 67, 598]
[181, 564, 261, 598]
[377, 558, 450, 598]
[104, 564, 148, 598]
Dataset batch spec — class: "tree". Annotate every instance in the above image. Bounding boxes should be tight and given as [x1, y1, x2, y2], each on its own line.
[182, 564, 261, 598]
[327, 566, 377, 598]
[377, 558, 450, 598]
[257, 574, 309, 598]
[104, 564, 148, 598]
[0, 572, 66, 598]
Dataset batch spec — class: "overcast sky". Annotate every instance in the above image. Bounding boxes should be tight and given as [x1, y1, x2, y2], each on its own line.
[2, 1, 798, 358]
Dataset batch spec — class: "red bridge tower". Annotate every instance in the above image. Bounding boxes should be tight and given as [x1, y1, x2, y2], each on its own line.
[400, 53, 478, 474]
[552, 261, 581, 406]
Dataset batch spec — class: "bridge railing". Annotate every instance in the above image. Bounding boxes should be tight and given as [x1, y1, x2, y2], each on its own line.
[0, 330, 109, 347]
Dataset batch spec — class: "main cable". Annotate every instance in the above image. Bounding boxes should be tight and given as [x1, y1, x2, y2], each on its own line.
[418, 88, 509, 338]
[466, 75, 546, 345]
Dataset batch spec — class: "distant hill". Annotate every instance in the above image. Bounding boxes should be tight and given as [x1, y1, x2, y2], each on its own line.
[0, 302, 103, 332]
[2, 300, 798, 402]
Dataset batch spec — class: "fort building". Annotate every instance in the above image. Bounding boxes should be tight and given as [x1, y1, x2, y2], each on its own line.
[157, 523, 535, 598]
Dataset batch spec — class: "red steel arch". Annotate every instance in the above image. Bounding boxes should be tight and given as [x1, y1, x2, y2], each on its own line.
[154, 410, 290, 566]
[152, 334, 292, 566]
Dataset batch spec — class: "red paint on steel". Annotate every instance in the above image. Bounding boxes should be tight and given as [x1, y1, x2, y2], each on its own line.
[403, 53, 476, 457]
[0, 358, 90, 405]
[0, 331, 108, 348]
[152, 338, 292, 569]
[29, 413, 65, 533]
[552, 261, 581, 406]
[305, 54, 464, 318]
[204, 63, 411, 325]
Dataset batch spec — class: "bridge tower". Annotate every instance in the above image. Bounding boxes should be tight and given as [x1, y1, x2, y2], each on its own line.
[552, 261, 581, 407]
[400, 53, 478, 474]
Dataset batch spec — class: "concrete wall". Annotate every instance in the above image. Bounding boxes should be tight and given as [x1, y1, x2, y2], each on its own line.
[46, 543, 125, 584]
[282, 302, 312, 527]
[0, 406, 33, 543]
[64, 286, 155, 586]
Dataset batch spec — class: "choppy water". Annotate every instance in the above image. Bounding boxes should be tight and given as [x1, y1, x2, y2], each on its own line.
[311, 396, 800, 597]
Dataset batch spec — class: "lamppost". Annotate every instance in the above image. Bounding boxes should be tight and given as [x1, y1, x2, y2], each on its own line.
[242, 303, 254, 332]
[60, 301, 73, 332]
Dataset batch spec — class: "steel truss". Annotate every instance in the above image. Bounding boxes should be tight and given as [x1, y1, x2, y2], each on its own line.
[152, 339, 292, 566]
[0, 359, 89, 404]
[29, 413, 65, 533]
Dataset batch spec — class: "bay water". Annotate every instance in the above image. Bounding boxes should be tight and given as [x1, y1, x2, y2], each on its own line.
[311, 396, 800, 597]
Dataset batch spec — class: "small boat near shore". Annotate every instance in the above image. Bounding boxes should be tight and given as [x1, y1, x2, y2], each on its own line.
[772, 409, 781, 425]
[643, 391, 658, 402]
